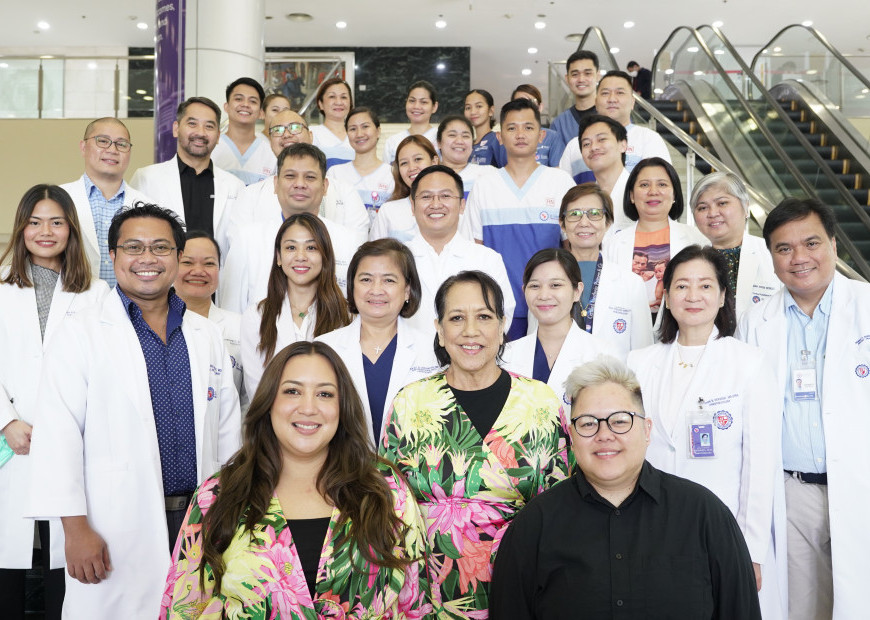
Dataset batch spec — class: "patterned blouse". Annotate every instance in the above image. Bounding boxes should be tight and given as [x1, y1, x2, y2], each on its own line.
[160, 474, 431, 619]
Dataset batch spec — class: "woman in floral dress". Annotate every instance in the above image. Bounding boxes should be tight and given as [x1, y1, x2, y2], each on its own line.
[379, 270, 571, 618]
[161, 341, 431, 619]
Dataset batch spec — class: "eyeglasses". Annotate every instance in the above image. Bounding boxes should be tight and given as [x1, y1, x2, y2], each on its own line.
[269, 123, 308, 137]
[414, 192, 462, 206]
[88, 135, 133, 152]
[564, 208, 605, 222]
[115, 242, 176, 256]
[570, 410, 645, 437]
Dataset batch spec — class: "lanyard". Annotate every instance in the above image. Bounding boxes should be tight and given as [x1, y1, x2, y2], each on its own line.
[575, 253, 604, 333]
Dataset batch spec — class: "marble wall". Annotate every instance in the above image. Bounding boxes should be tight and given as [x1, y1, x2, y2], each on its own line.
[268, 46, 470, 123]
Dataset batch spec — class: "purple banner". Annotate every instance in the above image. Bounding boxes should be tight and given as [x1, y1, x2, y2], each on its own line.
[154, 0, 185, 163]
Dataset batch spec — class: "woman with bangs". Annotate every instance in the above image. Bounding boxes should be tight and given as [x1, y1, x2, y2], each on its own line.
[437, 115, 496, 201]
[239, 213, 350, 395]
[0, 184, 108, 619]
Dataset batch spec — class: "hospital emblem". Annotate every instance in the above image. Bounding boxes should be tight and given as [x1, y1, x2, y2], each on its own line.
[539, 211, 549, 221]
[752, 295, 761, 303]
[714, 410, 733, 430]
[207, 387, 216, 401]
[856, 364, 869, 378]
[613, 318, 627, 333]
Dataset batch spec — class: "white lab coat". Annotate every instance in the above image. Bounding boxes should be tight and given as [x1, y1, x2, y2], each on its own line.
[316, 316, 441, 445]
[232, 174, 369, 246]
[217, 214, 356, 314]
[502, 322, 613, 406]
[0, 270, 108, 569]
[28, 290, 241, 619]
[737, 273, 870, 620]
[60, 176, 153, 280]
[208, 303, 247, 413]
[128, 155, 245, 257]
[628, 331, 786, 619]
[404, 232, 515, 339]
[734, 232, 781, 318]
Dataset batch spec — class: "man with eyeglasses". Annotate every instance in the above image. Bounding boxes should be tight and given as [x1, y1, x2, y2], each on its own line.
[28, 203, 241, 620]
[402, 165, 514, 339]
[61, 118, 152, 286]
[232, 109, 368, 242]
[130, 96, 245, 259]
[490, 356, 761, 619]
[575, 114, 632, 233]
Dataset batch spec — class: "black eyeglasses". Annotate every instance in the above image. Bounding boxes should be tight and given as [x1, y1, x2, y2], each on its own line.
[570, 410, 645, 437]
[88, 135, 133, 152]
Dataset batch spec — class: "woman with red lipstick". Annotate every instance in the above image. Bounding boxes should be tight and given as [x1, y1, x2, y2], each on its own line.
[369, 135, 438, 243]
[240, 213, 350, 395]
[378, 270, 570, 618]
[160, 341, 431, 617]
[310, 77, 355, 169]
[0, 184, 108, 619]
[603, 157, 707, 324]
[317, 239, 440, 446]
[502, 248, 612, 405]
[627, 245, 786, 619]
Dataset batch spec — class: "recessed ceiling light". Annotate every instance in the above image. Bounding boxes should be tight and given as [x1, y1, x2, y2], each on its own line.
[528, 47, 538, 54]
[0, 63, 8, 69]
[802, 20, 813, 27]
[143, 96, 154, 101]
[335, 21, 347, 29]
[653, 88, 663, 94]
[136, 89, 146, 95]
[610, 47, 620, 54]
[285, 13, 313, 22]
[87, 62, 97, 69]
[522, 68, 532, 76]
[436, 62, 446, 70]
[137, 22, 148, 30]
[39, 55, 54, 59]
[624, 21, 635, 29]
[564, 33, 583, 42]
[714, 49, 725, 55]
[435, 20, 447, 29]
[806, 69, 818, 75]
[37, 21, 50, 30]
[712, 20, 724, 28]
[687, 46, 699, 53]
[694, 70, 705, 76]
[773, 46, 782, 52]
[863, 88, 870, 93]
[664, 68, 675, 75]
[534, 21, 546, 30]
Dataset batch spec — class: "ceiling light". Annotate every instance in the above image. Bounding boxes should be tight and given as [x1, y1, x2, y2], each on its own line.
[136, 89, 146, 95]
[712, 20, 724, 28]
[802, 20, 814, 27]
[610, 47, 620, 54]
[285, 13, 313, 22]
[143, 96, 154, 101]
[624, 21, 635, 29]
[436, 62, 446, 70]
[534, 21, 546, 29]
[714, 49, 725, 55]
[335, 21, 347, 29]
[687, 46, 699, 53]
[806, 69, 818, 75]
[773, 46, 782, 52]
[88, 62, 97, 70]
[528, 47, 538, 54]
[522, 68, 532, 76]
[435, 20, 447, 29]
[653, 88, 664, 94]
[137, 22, 148, 30]
[762, 48, 769, 54]
[664, 69, 675, 75]
[694, 70, 704, 76]
[863, 88, 870, 93]
[0, 63, 8, 69]
[37, 21, 50, 30]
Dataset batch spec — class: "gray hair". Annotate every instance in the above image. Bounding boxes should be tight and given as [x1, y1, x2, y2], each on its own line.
[564, 356, 644, 412]
[690, 171, 750, 217]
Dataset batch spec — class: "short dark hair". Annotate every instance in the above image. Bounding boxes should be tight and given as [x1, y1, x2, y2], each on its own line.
[408, 80, 438, 104]
[409, 164, 464, 201]
[566, 50, 600, 73]
[276, 143, 327, 179]
[184, 230, 221, 263]
[225, 77, 265, 108]
[315, 77, 353, 117]
[108, 202, 186, 255]
[499, 97, 540, 127]
[578, 113, 627, 167]
[176, 97, 221, 125]
[627, 61, 640, 70]
[762, 197, 837, 249]
[436, 115, 474, 143]
[559, 183, 614, 227]
[511, 84, 542, 105]
[658, 245, 736, 343]
[624, 157, 684, 222]
[433, 271, 506, 366]
[344, 106, 380, 130]
[346, 238, 422, 318]
[597, 70, 634, 92]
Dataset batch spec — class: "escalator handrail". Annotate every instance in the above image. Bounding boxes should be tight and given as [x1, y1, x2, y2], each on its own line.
[749, 24, 870, 94]
[577, 27, 621, 72]
[651, 26, 702, 93]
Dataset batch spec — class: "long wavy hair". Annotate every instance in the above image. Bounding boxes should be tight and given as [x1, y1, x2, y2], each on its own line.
[201, 341, 410, 593]
[257, 213, 350, 364]
[1, 184, 92, 292]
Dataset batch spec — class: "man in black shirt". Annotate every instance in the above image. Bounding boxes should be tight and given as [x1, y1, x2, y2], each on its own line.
[490, 356, 761, 619]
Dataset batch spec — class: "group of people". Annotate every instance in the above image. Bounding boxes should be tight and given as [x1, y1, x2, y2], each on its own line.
[0, 55, 867, 620]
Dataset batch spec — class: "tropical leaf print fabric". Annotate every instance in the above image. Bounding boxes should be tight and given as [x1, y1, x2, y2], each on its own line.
[378, 371, 570, 618]
[160, 474, 431, 619]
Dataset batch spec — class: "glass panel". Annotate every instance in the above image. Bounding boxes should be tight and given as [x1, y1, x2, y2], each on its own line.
[0, 59, 42, 118]
[264, 53, 355, 126]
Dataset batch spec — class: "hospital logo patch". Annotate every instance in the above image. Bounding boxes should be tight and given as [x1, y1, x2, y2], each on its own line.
[752, 295, 761, 303]
[207, 387, 216, 401]
[714, 410, 733, 430]
[856, 364, 869, 378]
[613, 318, 627, 333]
[539, 211, 550, 221]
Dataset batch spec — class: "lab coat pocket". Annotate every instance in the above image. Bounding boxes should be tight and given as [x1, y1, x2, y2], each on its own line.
[84, 461, 133, 534]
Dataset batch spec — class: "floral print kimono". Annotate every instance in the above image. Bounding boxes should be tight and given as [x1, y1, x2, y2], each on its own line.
[160, 475, 431, 619]
[378, 371, 570, 618]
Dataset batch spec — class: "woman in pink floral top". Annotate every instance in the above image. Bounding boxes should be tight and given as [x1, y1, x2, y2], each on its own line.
[161, 341, 430, 619]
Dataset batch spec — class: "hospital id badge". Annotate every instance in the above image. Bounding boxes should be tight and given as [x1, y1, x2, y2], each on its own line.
[792, 349, 818, 402]
[687, 400, 715, 458]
